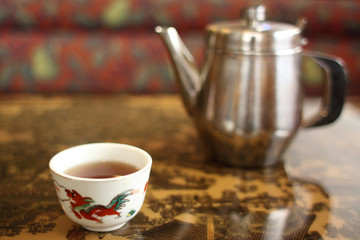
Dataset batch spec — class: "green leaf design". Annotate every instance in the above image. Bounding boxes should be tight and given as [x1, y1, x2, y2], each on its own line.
[302, 57, 324, 86]
[127, 209, 136, 217]
[31, 47, 58, 81]
[74, 203, 91, 211]
[0, 66, 15, 88]
[14, 11, 36, 26]
[0, 8, 10, 22]
[102, 0, 130, 28]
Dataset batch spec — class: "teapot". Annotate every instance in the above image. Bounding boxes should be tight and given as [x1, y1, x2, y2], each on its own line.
[155, 5, 346, 167]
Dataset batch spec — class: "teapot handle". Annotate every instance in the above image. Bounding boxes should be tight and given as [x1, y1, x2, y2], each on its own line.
[302, 52, 347, 127]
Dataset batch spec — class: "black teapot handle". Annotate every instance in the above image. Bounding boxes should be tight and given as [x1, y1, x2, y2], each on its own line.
[302, 52, 347, 128]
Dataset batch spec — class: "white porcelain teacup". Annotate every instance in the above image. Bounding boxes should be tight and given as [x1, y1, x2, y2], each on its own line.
[49, 143, 152, 232]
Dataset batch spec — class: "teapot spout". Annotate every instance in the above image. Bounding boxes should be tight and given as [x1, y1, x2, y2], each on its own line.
[155, 26, 200, 114]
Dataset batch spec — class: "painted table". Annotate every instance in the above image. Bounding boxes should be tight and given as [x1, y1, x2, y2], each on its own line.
[0, 94, 359, 239]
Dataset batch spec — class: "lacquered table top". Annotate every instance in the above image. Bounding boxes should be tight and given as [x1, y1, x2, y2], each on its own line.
[0, 94, 359, 240]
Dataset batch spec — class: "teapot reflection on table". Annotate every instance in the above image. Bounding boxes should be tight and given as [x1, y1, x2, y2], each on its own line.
[156, 5, 346, 167]
[220, 163, 330, 238]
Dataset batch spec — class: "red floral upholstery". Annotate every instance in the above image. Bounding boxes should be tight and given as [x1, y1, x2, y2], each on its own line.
[0, 0, 359, 94]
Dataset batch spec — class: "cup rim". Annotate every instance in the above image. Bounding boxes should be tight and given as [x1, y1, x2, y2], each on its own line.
[49, 142, 152, 182]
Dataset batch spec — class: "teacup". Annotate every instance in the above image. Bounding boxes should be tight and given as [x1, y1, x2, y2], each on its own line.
[49, 143, 152, 232]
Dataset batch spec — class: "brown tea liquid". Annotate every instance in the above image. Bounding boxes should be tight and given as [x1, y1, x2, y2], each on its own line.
[65, 161, 139, 179]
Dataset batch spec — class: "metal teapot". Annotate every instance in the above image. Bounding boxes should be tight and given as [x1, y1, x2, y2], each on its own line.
[155, 5, 346, 167]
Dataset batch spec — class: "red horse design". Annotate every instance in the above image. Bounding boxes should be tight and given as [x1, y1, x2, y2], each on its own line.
[65, 189, 133, 223]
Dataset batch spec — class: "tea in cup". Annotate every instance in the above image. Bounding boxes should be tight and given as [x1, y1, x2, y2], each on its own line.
[49, 143, 152, 232]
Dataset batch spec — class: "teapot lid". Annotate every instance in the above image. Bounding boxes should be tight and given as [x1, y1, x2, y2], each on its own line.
[206, 5, 305, 55]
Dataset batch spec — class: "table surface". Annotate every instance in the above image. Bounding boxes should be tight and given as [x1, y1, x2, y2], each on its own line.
[0, 94, 359, 240]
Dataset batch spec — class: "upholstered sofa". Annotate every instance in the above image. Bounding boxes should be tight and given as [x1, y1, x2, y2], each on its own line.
[0, 0, 359, 95]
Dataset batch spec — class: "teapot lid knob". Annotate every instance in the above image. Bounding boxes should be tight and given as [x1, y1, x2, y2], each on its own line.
[244, 5, 266, 28]
[206, 5, 303, 54]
